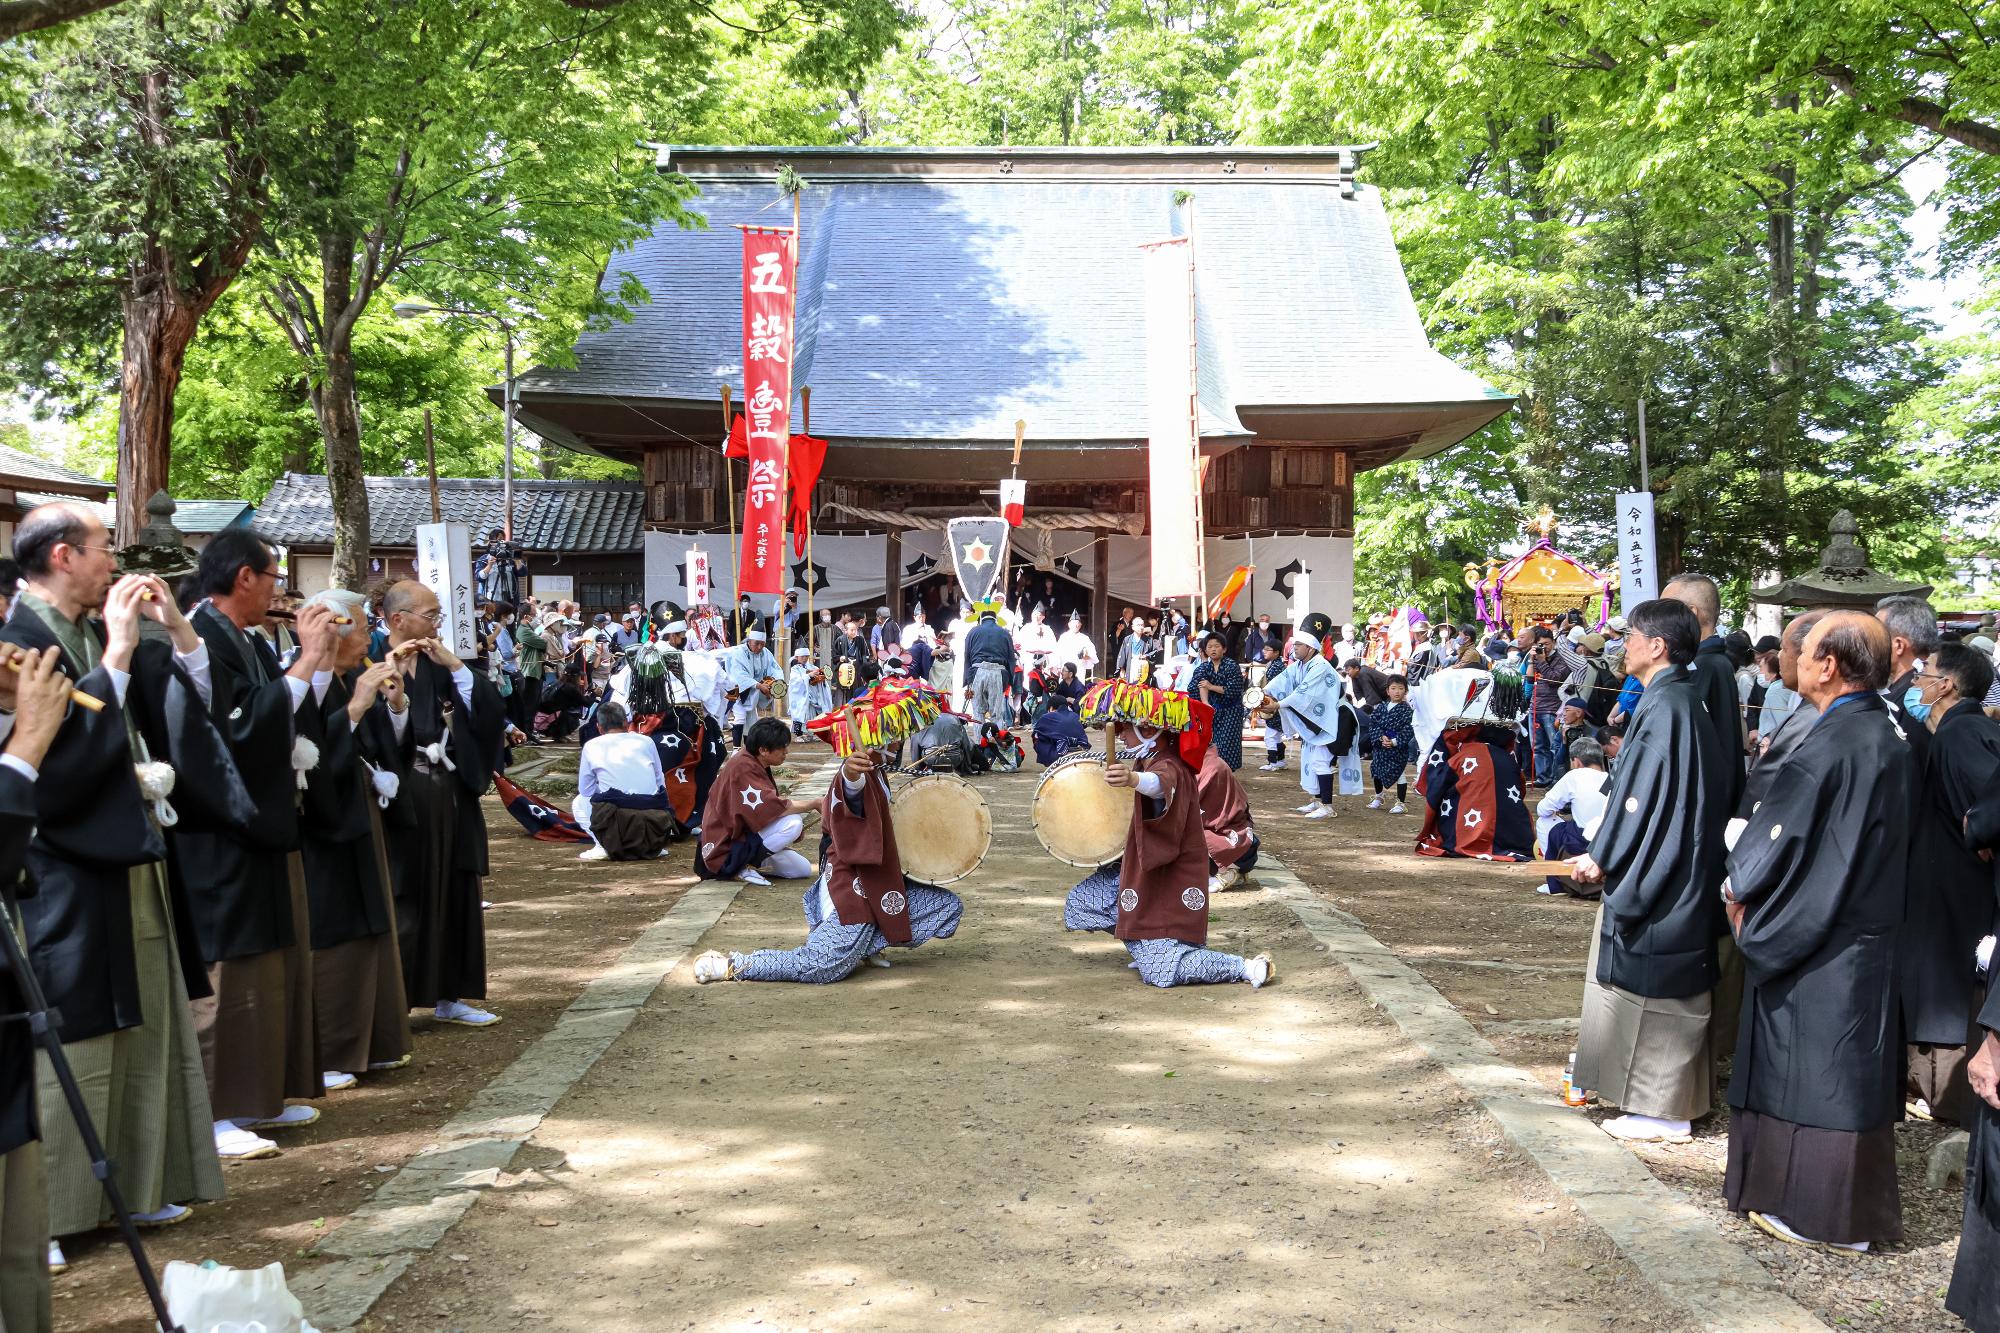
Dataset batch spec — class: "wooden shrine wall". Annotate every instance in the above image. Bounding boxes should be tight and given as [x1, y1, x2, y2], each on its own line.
[640, 441, 1353, 536]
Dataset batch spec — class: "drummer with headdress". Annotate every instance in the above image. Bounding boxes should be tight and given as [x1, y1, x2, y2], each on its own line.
[695, 682, 966, 984]
[1061, 681, 1274, 989]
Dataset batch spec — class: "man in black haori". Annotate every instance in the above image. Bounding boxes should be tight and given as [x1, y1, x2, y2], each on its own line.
[1566, 599, 1731, 1144]
[1722, 612, 1910, 1253]
[381, 580, 508, 1029]
[1, 505, 236, 1260]
[181, 528, 338, 1151]
[297, 588, 413, 1088]
[1878, 601, 2000, 1125]
[0, 647, 84, 1332]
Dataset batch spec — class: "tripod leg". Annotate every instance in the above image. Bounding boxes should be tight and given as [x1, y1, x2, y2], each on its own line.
[3, 899, 186, 1333]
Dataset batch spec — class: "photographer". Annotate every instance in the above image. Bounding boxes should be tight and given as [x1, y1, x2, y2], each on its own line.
[475, 528, 528, 607]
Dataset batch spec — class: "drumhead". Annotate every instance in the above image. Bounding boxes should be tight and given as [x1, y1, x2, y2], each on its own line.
[1241, 687, 1265, 711]
[1031, 754, 1134, 868]
[890, 774, 990, 886]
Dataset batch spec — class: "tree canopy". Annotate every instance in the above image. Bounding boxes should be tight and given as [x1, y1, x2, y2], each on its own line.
[1, 0, 1995, 608]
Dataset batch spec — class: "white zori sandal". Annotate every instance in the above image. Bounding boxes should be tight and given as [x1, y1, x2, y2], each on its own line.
[693, 950, 738, 984]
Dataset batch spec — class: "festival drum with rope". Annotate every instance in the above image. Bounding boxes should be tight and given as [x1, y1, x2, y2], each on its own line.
[889, 773, 990, 886]
[1031, 752, 1134, 869]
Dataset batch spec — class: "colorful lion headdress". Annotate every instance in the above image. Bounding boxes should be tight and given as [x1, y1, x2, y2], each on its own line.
[806, 678, 944, 756]
[1078, 679, 1214, 768]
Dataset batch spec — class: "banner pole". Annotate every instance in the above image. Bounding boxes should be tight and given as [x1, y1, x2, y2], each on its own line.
[1185, 201, 1208, 632]
[721, 384, 740, 642]
[803, 384, 814, 645]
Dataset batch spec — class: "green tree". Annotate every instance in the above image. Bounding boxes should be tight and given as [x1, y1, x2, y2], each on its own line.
[0, 0, 277, 539]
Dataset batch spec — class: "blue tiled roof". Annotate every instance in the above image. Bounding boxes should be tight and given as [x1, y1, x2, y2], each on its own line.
[253, 474, 642, 553]
[517, 149, 1508, 450]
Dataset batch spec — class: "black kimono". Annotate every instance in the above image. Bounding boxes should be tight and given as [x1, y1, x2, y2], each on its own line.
[300, 673, 397, 951]
[1589, 667, 1731, 1000]
[1724, 691, 1911, 1245]
[0, 756, 47, 1333]
[0, 611, 245, 1043]
[1, 763, 41, 1157]
[176, 604, 323, 963]
[1688, 637, 1746, 811]
[1948, 988, 2000, 1332]
[1902, 696, 2000, 1116]
[387, 655, 505, 1007]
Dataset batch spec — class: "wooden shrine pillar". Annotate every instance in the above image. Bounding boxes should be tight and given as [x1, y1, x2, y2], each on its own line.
[885, 529, 902, 616]
[1091, 533, 1110, 665]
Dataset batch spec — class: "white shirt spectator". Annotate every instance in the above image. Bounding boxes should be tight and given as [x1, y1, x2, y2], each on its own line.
[1535, 766, 1610, 856]
[577, 730, 664, 801]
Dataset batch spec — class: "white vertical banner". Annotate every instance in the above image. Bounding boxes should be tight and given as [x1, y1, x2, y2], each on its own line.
[1615, 491, 1660, 613]
[687, 547, 711, 606]
[414, 521, 477, 659]
[1289, 571, 1312, 628]
[1143, 237, 1201, 602]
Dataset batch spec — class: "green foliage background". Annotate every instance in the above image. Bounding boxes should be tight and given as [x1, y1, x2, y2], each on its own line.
[2, 0, 1997, 610]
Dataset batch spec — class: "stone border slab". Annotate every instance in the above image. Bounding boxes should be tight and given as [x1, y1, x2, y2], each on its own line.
[1256, 860, 1825, 1333]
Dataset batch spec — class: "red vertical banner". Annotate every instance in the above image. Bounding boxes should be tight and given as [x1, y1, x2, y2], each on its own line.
[739, 226, 797, 595]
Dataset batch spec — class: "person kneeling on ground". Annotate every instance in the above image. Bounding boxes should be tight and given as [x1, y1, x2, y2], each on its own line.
[696, 685, 963, 984]
[694, 717, 816, 887]
[1196, 741, 1259, 894]
[1062, 682, 1273, 989]
[1535, 738, 1610, 897]
[572, 701, 677, 862]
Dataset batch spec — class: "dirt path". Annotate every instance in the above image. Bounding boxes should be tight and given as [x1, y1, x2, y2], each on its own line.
[365, 766, 1684, 1332]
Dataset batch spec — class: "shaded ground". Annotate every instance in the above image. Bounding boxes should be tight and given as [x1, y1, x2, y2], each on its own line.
[1241, 760, 1967, 1333]
[51, 749, 824, 1333]
[363, 766, 1680, 1333]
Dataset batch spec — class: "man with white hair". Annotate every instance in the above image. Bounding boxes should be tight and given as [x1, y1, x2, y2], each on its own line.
[572, 701, 675, 862]
[297, 588, 412, 1088]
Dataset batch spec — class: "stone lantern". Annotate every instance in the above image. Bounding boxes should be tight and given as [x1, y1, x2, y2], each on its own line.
[1748, 510, 1932, 614]
[117, 489, 196, 579]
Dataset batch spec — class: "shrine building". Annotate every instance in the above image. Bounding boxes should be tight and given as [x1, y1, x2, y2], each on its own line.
[509, 145, 1512, 626]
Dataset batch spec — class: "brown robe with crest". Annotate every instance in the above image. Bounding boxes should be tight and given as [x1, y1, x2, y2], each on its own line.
[821, 770, 913, 944]
[698, 750, 786, 877]
[1115, 749, 1211, 948]
[1196, 747, 1256, 866]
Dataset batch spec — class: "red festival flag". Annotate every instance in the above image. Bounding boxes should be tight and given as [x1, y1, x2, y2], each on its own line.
[999, 476, 1026, 527]
[738, 227, 797, 595]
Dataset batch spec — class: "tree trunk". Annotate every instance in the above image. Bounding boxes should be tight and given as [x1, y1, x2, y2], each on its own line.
[314, 234, 372, 591]
[115, 281, 203, 542]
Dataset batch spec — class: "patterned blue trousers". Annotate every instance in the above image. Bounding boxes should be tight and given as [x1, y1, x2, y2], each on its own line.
[1063, 866, 1249, 988]
[733, 880, 964, 984]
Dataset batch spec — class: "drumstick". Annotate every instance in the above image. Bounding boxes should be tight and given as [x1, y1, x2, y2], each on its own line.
[0, 647, 105, 713]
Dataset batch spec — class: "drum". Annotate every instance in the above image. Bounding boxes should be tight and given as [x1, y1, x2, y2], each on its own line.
[890, 774, 990, 886]
[1031, 753, 1134, 869]
[1241, 687, 1265, 712]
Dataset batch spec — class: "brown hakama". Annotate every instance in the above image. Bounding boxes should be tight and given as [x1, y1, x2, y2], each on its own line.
[194, 853, 321, 1120]
[1573, 904, 1715, 1121]
[312, 809, 412, 1072]
[1724, 1108, 1903, 1246]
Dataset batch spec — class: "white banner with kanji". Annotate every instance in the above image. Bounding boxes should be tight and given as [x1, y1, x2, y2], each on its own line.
[1142, 237, 1201, 601]
[1616, 491, 1659, 612]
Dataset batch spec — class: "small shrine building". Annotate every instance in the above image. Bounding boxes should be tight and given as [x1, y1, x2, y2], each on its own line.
[510, 145, 1513, 626]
